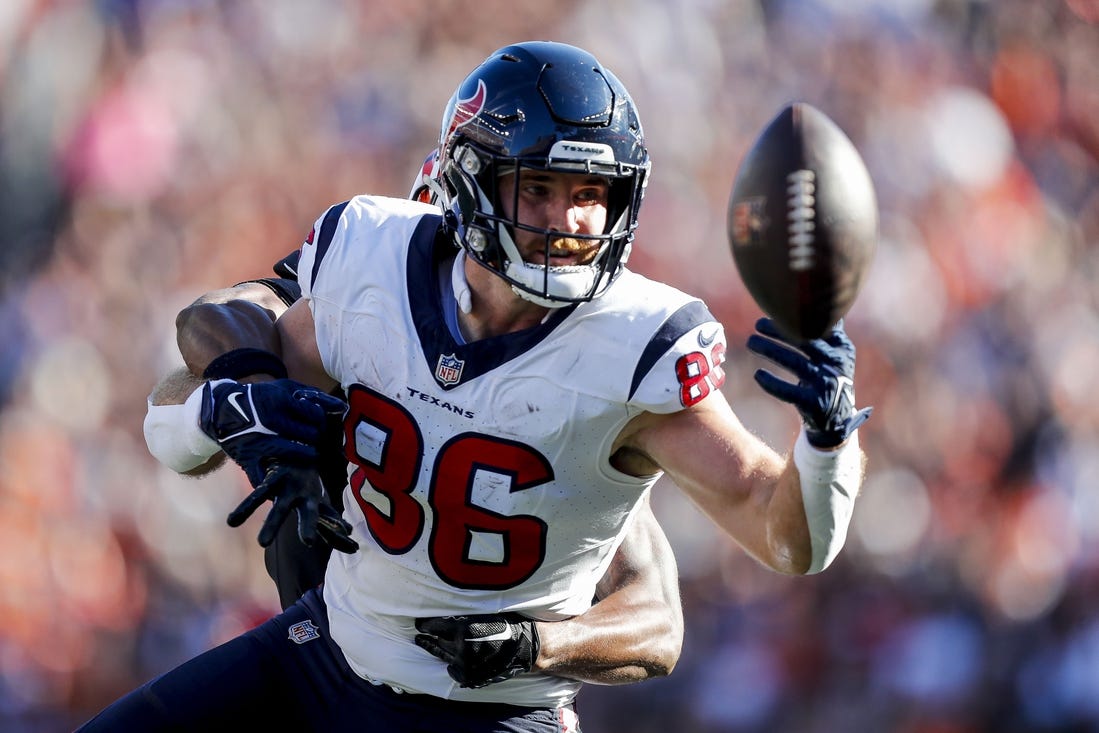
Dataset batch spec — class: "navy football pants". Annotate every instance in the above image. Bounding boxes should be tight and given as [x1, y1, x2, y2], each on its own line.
[76, 588, 578, 733]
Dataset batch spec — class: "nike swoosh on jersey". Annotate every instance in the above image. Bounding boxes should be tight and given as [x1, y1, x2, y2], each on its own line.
[698, 327, 718, 347]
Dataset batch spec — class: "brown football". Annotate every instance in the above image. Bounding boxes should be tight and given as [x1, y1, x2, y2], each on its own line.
[727, 103, 878, 340]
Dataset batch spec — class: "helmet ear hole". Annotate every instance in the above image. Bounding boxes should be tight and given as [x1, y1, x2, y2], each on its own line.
[467, 229, 488, 253]
[436, 41, 650, 306]
[456, 145, 484, 176]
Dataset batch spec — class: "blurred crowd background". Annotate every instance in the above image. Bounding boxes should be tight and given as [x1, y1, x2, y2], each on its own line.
[1, 0, 1097, 730]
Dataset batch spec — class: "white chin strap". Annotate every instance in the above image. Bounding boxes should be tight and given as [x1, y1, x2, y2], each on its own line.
[505, 260, 598, 308]
[451, 250, 473, 314]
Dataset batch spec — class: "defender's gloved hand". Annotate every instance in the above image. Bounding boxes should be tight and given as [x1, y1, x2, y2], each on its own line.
[199, 379, 356, 552]
[414, 613, 540, 689]
[227, 463, 357, 553]
[199, 378, 345, 483]
[746, 318, 872, 448]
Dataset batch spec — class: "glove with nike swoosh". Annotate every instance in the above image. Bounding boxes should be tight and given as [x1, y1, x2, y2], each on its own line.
[199, 378, 357, 553]
[746, 318, 872, 448]
[414, 613, 540, 688]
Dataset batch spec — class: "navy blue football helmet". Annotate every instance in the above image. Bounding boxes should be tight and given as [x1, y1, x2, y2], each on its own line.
[436, 42, 650, 307]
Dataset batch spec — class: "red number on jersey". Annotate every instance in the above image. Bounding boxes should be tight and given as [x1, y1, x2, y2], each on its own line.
[674, 342, 727, 407]
[344, 385, 551, 590]
[344, 387, 425, 553]
[429, 434, 550, 589]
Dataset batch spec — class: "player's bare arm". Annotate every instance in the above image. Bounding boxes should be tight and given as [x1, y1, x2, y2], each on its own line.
[616, 317, 870, 577]
[152, 281, 292, 409]
[274, 298, 337, 393]
[615, 391, 813, 575]
[533, 493, 683, 684]
[176, 281, 290, 377]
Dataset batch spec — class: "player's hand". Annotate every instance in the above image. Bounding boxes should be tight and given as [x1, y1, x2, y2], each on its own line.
[414, 614, 540, 689]
[198, 378, 346, 484]
[227, 463, 357, 553]
[746, 318, 872, 448]
[198, 379, 356, 551]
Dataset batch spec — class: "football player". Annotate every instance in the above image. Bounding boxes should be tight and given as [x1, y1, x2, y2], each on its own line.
[151, 245, 684, 669]
[83, 41, 870, 732]
[142, 149, 686, 688]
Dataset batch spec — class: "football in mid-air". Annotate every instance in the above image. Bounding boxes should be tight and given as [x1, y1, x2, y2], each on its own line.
[727, 102, 878, 340]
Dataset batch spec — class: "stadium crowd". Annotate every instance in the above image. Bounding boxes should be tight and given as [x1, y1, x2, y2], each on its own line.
[1, 0, 1097, 730]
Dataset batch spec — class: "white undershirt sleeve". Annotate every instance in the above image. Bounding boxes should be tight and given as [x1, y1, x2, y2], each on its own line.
[793, 427, 863, 574]
[143, 384, 221, 473]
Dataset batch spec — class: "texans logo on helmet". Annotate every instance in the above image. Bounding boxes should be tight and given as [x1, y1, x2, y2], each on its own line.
[446, 79, 487, 138]
[412, 149, 440, 204]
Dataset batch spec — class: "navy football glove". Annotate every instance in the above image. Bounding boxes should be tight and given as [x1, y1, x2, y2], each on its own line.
[199, 379, 357, 553]
[414, 614, 540, 689]
[746, 318, 872, 448]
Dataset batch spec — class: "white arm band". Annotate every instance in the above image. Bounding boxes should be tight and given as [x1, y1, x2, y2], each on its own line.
[143, 384, 221, 473]
[794, 427, 862, 574]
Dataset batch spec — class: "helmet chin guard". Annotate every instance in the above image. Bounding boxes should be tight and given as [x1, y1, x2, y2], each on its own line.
[505, 260, 600, 309]
[435, 42, 650, 306]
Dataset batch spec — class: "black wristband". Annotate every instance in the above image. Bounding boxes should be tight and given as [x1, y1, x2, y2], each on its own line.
[203, 348, 288, 381]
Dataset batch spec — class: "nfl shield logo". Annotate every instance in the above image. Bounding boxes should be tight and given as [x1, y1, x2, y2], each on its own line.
[288, 620, 320, 644]
[435, 353, 465, 386]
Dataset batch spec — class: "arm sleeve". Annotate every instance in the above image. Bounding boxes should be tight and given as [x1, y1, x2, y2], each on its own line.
[143, 385, 220, 472]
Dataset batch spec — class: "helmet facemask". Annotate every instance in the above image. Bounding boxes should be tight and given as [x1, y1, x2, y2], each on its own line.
[442, 140, 648, 308]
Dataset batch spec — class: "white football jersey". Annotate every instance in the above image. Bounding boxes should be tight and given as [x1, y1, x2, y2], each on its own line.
[297, 195, 727, 707]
